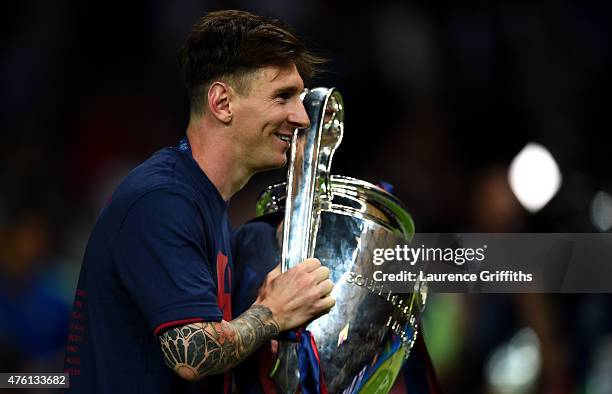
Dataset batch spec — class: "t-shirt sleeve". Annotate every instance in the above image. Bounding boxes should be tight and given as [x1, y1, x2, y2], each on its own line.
[113, 187, 222, 335]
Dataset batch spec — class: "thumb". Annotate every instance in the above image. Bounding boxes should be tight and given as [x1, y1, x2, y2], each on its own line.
[267, 264, 282, 281]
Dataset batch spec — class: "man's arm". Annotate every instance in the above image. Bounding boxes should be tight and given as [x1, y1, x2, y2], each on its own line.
[159, 258, 334, 382]
[159, 304, 279, 381]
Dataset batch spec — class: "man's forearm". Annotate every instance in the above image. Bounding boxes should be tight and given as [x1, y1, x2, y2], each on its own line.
[159, 304, 280, 381]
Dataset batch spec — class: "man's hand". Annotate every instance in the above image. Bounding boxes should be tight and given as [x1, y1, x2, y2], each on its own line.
[254, 258, 335, 331]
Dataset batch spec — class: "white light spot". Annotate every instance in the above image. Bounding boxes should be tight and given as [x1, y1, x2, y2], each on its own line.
[590, 192, 612, 232]
[485, 327, 542, 393]
[508, 143, 562, 213]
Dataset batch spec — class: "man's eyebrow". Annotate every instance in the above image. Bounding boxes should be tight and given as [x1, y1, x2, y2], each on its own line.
[272, 86, 301, 96]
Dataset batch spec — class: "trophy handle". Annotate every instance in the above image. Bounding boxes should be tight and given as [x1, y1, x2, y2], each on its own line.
[281, 87, 344, 272]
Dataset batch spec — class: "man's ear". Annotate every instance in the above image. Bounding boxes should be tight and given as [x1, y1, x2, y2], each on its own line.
[207, 82, 233, 124]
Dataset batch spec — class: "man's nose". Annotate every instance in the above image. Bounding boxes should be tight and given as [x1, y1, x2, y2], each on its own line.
[288, 101, 311, 129]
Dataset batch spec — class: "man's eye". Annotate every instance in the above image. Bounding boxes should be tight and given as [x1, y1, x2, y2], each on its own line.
[276, 93, 291, 101]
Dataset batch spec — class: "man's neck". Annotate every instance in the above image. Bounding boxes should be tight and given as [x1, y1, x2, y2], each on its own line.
[185, 119, 252, 201]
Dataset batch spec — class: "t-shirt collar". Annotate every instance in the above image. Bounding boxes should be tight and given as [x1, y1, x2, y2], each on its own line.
[176, 136, 228, 208]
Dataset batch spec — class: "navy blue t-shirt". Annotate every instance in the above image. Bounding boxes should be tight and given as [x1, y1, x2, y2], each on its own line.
[64, 142, 234, 394]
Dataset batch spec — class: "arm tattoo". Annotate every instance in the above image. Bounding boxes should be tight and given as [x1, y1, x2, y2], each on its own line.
[159, 304, 280, 381]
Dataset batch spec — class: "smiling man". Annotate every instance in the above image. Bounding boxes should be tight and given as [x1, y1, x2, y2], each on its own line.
[186, 64, 308, 199]
[64, 10, 334, 394]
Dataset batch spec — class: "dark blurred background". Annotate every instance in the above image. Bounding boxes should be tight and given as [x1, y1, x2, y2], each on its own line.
[2, 1, 612, 393]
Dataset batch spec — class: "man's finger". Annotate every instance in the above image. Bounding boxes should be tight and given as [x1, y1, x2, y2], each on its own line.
[315, 278, 334, 296]
[313, 266, 330, 283]
[299, 258, 321, 272]
[314, 295, 336, 311]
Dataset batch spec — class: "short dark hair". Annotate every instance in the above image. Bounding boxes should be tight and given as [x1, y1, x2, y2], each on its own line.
[179, 10, 325, 114]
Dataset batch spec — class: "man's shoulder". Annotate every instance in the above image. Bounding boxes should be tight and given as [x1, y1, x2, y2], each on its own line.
[111, 147, 198, 206]
[94, 146, 224, 237]
[121, 147, 180, 190]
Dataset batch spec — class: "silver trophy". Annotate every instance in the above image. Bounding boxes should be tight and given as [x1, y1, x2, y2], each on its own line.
[256, 88, 427, 394]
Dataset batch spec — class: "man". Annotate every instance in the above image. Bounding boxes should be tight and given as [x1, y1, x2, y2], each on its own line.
[64, 10, 334, 394]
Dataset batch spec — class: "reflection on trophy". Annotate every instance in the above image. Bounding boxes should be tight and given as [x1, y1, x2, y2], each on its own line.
[256, 88, 427, 394]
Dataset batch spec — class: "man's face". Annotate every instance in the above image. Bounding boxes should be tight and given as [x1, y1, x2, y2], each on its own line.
[230, 64, 310, 172]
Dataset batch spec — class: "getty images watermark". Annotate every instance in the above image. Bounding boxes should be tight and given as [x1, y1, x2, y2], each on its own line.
[356, 233, 612, 293]
[370, 244, 532, 285]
